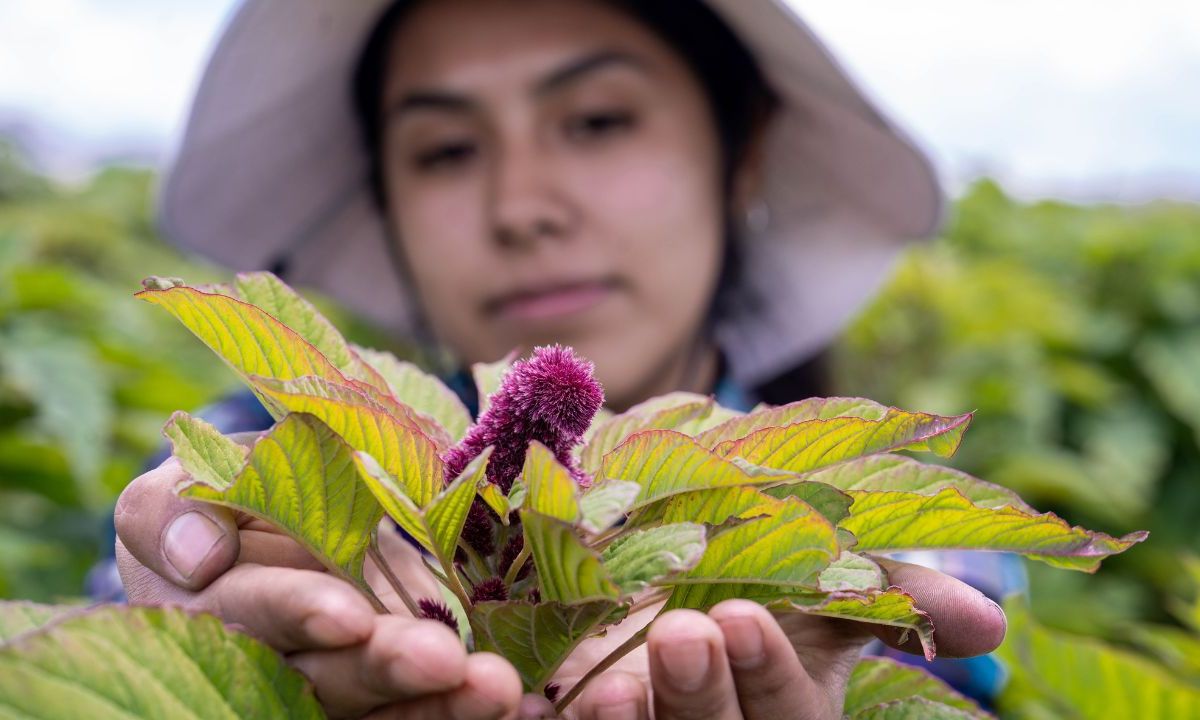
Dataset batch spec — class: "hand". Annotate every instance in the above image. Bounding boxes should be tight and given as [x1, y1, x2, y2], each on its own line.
[115, 457, 525, 719]
[544, 559, 1006, 719]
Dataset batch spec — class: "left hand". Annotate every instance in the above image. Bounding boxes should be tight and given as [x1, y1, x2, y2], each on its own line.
[530, 558, 1006, 720]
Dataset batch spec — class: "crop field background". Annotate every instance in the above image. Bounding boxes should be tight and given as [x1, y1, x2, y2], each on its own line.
[1, 142, 1198, 715]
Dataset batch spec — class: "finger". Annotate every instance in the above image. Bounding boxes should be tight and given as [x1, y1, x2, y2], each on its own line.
[115, 458, 240, 590]
[576, 671, 649, 720]
[875, 558, 1007, 658]
[647, 610, 742, 720]
[235, 526, 327, 571]
[517, 692, 557, 719]
[195, 564, 374, 652]
[709, 600, 834, 720]
[289, 615, 468, 718]
[360, 652, 523, 720]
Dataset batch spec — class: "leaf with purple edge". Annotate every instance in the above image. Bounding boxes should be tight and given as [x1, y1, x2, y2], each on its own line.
[522, 512, 620, 605]
[776, 587, 937, 661]
[841, 487, 1148, 572]
[695, 397, 890, 448]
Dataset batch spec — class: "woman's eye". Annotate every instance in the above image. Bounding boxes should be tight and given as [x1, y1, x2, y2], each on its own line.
[412, 141, 477, 172]
[564, 110, 635, 141]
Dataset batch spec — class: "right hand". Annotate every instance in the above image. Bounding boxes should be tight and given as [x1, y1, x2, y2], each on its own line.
[115, 455, 525, 720]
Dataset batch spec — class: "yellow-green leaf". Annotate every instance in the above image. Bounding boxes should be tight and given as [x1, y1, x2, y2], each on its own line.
[354, 346, 473, 441]
[0, 602, 72, 644]
[172, 413, 384, 593]
[762, 482, 856, 525]
[352, 451, 432, 554]
[802, 455, 1030, 511]
[233, 271, 389, 392]
[842, 488, 1147, 572]
[254, 375, 444, 506]
[162, 410, 249, 491]
[523, 442, 580, 523]
[601, 523, 706, 593]
[654, 485, 778, 526]
[0, 604, 323, 719]
[580, 392, 715, 472]
[671, 497, 838, 588]
[137, 284, 346, 416]
[522, 512, 619, 604]
[472, 601, 626, 692]
[850, 697, 983, 720]
[428, 449, 492, 562]
[844, 657, 987, 718]
[713, 410, 974, 475]
[597, 430, 784, 512]
[779, 587, 937, 660]
[696, 397, 890, 448]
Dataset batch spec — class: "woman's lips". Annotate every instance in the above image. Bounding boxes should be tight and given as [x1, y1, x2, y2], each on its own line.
[489, 280, 618, 322]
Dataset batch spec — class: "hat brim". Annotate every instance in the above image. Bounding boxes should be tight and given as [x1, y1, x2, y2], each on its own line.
[160, 0, 943, 385]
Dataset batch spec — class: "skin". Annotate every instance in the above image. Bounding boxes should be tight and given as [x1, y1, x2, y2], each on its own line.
[116, 1, 1007, 718]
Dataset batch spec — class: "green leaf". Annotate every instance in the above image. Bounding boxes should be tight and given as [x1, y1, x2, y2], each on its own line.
[253, 375, 445, 505]
[478, 479, 513, 525]
[162, 410, 249, 490]
[997, 598, 1200, 719]
[817, 552, 884, 592]
[354, 346, 473, 442]
[844, 657, 987, 718]
[800, 455, 1031, 511]
[522, 442, 580, 523]
[352, 449, 489, 568]
[0, 602, 71, 643]
[472, 601, 626, 692]
[762, 481, 856, 525]
[850, 696, 983, 720]
[695, 397, 889, 448]
[778, 587, 937, 660]
[669, 497, 838, 590]
[472, 353, 515, 417]
[654, 485, 778, 527]
[601, 523, 706, 593]
[597, 430, 785, 512]
[841, 488, 1147, 572]
[0, 604, 324, 719]
[233, 272, 389, 392]
[172, 413, 384, 594]
[522, 512, 620, 604]
[579, 392, 715, 472]
[578, 480, 641, 533]
[713, 410, 974, 475]
[137, 284, 347, 407]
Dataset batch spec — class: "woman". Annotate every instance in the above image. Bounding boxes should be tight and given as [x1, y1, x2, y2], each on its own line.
[114, 1, 1008, 718]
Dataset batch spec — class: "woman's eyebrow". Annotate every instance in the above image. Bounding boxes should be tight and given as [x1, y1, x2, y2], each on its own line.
[534, 50, 648, 96]
[386, 51, 646, 122]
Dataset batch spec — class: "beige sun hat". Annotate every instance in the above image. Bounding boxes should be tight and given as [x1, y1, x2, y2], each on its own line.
[159, 0, 943, 387]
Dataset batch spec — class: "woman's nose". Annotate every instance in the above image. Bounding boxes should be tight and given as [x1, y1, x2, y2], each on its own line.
[489, 141, 573, 249]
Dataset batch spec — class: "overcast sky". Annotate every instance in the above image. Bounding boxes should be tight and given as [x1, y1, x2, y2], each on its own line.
[2, 0, 1198, 200]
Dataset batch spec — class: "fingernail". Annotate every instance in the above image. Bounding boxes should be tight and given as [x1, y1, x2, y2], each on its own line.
[164, 511, 224, 580]
[718, 615, 765, 669]
[595, 701, 638, 720]
[659, 638, 710, 691]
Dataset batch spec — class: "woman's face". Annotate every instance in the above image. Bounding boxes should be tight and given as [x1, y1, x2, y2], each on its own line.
[379, 0, 728, 410]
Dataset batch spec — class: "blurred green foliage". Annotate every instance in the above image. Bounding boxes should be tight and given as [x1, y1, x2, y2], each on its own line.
[835, 180, 1200, 715]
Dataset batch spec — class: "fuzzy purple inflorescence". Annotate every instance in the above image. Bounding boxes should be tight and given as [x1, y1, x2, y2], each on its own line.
[417, 598, 460, 635]
[470, 577, 509, 603]
[543, 683, 561, 703]
[443, 345, 604, 493]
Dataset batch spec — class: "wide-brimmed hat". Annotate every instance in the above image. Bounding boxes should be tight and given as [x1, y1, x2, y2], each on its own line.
[160, 0, 943, 386]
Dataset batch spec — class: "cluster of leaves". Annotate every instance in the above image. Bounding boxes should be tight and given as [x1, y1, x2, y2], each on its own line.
[835, 180, 1200, 716]
[120, 272, 1141, 713]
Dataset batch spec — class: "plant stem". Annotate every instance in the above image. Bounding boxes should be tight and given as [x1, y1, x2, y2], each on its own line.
[502, 542, 531, 587]
[627, 588, 670, 616]
[554, 627, 650, 713]
[368, 544, 421, 617]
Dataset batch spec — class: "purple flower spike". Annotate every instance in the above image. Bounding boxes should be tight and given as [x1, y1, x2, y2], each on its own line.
[443, 345, 604, 493]
[470, 577, 509, 603]
[417, 598, 460, 635]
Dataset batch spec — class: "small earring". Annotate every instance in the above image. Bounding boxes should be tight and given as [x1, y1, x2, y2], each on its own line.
[745, 198, 771, 236]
